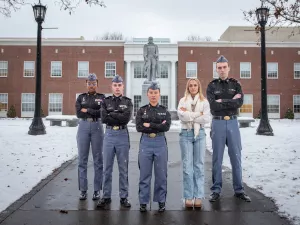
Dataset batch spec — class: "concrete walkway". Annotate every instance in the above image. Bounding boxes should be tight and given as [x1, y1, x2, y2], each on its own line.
[0, 132, 291, 225]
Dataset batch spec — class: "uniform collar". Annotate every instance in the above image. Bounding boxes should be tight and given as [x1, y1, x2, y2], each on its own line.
[148, 103, 159, 108]
[218, 78, 229, 83]
[112, 94, 122, 100]
[87, 92, 96, 95]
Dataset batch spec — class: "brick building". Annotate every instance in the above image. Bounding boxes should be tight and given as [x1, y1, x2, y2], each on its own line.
[0, 27, 300, 119]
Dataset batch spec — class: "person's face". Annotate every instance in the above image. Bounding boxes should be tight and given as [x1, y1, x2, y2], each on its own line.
[216, 62, 230, 79]
[86, 80, 97, 93]
[147, 89, 160, 104]
[111, 82, 124, 96]
[188, 80, 199, 96]
[148, 37, 153, 44]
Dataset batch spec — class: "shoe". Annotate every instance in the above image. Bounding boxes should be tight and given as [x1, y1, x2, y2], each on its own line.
[234, 193, 251, 202]
[209, 192, 220, 202]
[96, 198, 111, 208]
[92, 191, 100, 201]
[140, 204, 147, 212]
[79, 191, 87, 200]
[158, 202, 165, 212]
[194, 198, 202, 208]
[120, 198, 131, 208]
[185, 199, 193, 208]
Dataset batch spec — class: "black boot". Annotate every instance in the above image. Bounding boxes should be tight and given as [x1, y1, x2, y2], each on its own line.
[79, 191, 87, 200]
[140, 204, 147, 212]
[97, 198, 111, 208]
[120, 198, 131, 208]
[92, 191, 100, 201]
[209, 192, 220, 202]
[234, 193, 251, 202]
[158, 202, 165, 212]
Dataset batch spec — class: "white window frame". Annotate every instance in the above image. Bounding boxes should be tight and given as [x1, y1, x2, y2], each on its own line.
[293, 95, 300, 119]
[24, 61, 35, 77]
[186, 62, 197, 78]
[267, 94, 280, 118]
[21, 93, 35, 117]
[240, 62, 251, 79]
[267, 62, 278, 79]
[105, 61, 116, 78]
[51, 61, 62, 77]
[159, 63, 168, 79]
[133, 95, 142, 116]
[213, 62, 218, 78]
[0, 61, 8, 77]
[294, 63, 300, 79]
[48, 93, 63, 115]
[0, 93, 8, 117]
[160, 95, 169, 109]
[239, 94, 253, 117]
[134, 63, 143, 78]
[78, 61, 89, 78]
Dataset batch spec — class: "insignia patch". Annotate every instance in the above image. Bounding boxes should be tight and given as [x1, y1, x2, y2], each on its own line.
[119, 105, 128, 109]
[95, 99, 102, 102]
[158, 112, 166, 115]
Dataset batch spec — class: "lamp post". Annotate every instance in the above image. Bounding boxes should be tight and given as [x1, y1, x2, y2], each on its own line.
[255, 7, 274, 136]
[28, 0, 47, 135]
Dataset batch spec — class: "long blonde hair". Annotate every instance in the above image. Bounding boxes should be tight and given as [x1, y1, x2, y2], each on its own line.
[184, 78, 205, 101]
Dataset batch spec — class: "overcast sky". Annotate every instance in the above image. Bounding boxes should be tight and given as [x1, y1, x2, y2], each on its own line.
[0, 0, 261, 42]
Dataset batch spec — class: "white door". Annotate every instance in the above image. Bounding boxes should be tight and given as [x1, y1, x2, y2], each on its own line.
[239, 94, 253, 118]
[49, 93, 63, 116]
[267, 95, 280, 119]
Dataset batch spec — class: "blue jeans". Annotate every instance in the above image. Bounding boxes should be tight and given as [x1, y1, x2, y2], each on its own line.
[179, 128, 206, 199]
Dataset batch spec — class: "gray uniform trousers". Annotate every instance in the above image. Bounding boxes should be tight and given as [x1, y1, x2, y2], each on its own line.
[102, 128, 130, 198]
[210, 118, 244, 194]
[77, 120, 104, 192]
[138, 135, 168, 204]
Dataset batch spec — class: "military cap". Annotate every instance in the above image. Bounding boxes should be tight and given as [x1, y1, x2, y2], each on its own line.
[216, 55, 228, 63]
[112, 74, 123, 83]
[87, 73, 97, 81]
[147, 81, 160, 91]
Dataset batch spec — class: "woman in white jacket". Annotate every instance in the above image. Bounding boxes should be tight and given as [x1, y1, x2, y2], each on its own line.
[177, 78, 210, 208]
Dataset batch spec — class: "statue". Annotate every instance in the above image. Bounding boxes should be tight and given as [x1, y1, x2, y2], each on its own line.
[143, 37, 159, 82]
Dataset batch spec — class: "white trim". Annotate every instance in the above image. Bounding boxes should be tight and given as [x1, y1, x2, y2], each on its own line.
[293, 95, 300, 119]
[50, 61, 62, 77]
[78, 61, 89, 78]
[48, 93, 63, 115]
[21, 93, 35, 117]
[105, 61, 116, 78]
[213, 62, 218, 78]
[267, 94, 280, 119]
[240, 62, 251, 79]
[23, 61, 35, 77]
[0, 61, 8, 77]
[0, 93, 8, 117]
[239, 94, 253, 117]
[186, 62, 197, 78]
[294, 63, 300, 79]
[267, 62, 279, 79]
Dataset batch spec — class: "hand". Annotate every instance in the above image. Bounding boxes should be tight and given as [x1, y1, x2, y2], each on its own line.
[200, 112, 204, 116]
[143, 123, 150, 127]
[81, 108, 87, 113]
[162, 120, 166, 124]
[233, 94, 241, 99]
[216, 99, 222, 103]
[180, 107, 187, 112]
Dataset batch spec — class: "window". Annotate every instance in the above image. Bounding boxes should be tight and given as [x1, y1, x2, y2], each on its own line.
[267, 95, 280, 113]
[105, 61, 116, 78]
[134, 95, 142, 116]
[159, 63, 168, 78]
[294, 63, 300, 79]
[134, 63, 143, 78]
[160, 95, 168, 108]
[49, 93, 63, 114]
[78, 61, 89, 78]
[239, 94, 253, 113]
[293, 95, 300, 113]
[0, 61, 8, 77]
[51, 61, 62, 77]
[213, 62, 218, 78]
[0, 93, 8, 112]
[24, 61, 35, 77]
[22, 93, 35, 112]
[267, 63, 278, 79]
[186, 62, 197, 78]
[240, 62, 251, 79]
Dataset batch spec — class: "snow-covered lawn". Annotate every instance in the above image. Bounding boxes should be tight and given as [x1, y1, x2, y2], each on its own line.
[206, 119, 300, 225]
[0, 118, 78, 212]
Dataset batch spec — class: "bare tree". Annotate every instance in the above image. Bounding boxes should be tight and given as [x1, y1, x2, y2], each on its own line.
[94, 32, 124, 40]
[187, 35, 213, 41]
[0, 0, 106, 17]
[243, 0, 300, 36]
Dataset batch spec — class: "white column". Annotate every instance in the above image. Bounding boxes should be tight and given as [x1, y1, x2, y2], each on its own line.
[170, 61, 177, 110]
[126, 61, 131, 98]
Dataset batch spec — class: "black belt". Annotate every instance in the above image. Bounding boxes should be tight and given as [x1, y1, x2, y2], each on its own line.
[106, 125, 127, 130]
[81, 118, 99, 122]
[213, 115, 237, 120]
[142, 132, 165, 138]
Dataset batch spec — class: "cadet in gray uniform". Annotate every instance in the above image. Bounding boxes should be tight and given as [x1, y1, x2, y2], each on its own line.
[206, 55, 251, 203]
[75, 73, 105, 200]
[97, 75, 133, 209]
[136, 82, 171, 212]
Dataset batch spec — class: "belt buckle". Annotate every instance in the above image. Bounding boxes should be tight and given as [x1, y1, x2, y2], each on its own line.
[224, 116, 230, 120]
[113, 126, 119, 130]
[149, 133, 156, 138]
[87, 118, 93, 122]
